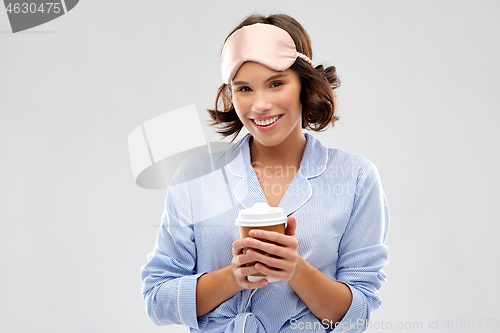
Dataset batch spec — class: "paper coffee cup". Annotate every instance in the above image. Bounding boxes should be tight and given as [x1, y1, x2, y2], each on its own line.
[235, 203, 287, 283]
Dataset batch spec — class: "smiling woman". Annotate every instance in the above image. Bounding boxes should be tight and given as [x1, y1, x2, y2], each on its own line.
[208, 15, 340, 141]
[231, 62, 303, 148]
[141, 13, 390, 333]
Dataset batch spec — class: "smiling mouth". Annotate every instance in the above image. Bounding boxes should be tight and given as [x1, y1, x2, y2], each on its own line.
[251, 115, 282, 126]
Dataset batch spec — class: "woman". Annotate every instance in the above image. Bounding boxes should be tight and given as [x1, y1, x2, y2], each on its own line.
[141, 13, 389, 333]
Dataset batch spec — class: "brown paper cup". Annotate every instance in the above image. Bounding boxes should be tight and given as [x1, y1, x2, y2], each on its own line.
[235, 203, 287, 283]
[238, 223, 285, 281]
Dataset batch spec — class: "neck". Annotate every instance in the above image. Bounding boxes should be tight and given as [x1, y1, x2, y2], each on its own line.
[249, 130, 307, 170]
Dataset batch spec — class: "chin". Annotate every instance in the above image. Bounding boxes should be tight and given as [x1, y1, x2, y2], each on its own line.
[250, 132, 286, 147]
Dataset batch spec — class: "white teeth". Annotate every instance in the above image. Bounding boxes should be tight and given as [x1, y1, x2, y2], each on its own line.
[253, 115, 280, 126]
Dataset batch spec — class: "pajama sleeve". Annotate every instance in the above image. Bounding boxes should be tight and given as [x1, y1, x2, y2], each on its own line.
[333, 161, 390, 332]
[140, 164, 208, 330]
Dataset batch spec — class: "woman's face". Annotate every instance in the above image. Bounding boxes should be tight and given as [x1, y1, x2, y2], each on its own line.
[231, 61, 303, 148]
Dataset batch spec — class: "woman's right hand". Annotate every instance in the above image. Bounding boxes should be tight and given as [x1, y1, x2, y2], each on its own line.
[231, 238, 269, 290]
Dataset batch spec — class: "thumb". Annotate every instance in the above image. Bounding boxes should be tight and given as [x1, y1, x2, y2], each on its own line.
[285, 216, 297, 237]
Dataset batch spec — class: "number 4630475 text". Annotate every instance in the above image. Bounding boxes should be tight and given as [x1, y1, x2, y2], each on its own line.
[6, 3, 62, 14]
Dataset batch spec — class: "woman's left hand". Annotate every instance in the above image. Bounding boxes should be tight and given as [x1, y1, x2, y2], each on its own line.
[244, 215, 302, 282]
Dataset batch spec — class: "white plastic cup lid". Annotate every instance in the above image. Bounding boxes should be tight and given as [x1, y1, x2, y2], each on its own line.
[235, 203, 287, 227]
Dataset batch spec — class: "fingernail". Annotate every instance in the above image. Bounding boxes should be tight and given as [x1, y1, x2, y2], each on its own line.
[249, 230, 256, 236]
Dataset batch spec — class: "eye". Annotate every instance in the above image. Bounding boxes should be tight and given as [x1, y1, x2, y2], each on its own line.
[237, 86, 252, 92]
[270, 81, 283, 88]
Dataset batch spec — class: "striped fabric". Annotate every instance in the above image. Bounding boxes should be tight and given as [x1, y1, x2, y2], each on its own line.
[141, 132, 390, 333]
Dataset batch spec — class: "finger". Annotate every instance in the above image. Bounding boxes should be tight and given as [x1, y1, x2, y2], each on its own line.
[253, 262, 287, 280]
[244, 229, 297, 247]
[245, 237, 285, 257]
[234, 259, 271, 283]
[233, 238, 247, 250]
[245, 233, 297, 253]
[232, 239, 248, 255]
[236, 263, 264, 277]
[234, 253, 261, 266]
[243, 278, 268, 289]
[285, 216, 296, 237]
[246, 248, 292, 271]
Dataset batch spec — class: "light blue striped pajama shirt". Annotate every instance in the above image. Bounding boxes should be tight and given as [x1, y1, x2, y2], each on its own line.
[141, 132, 389, 332]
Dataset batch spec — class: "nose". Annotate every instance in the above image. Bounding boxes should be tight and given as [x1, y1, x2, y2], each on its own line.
[251, 91, 272, 113]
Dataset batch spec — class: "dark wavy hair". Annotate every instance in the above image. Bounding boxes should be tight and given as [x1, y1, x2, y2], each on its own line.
[207, 13, 341, 142]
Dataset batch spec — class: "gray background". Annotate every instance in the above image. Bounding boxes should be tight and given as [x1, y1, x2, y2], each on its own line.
[1, 0, 499, 332]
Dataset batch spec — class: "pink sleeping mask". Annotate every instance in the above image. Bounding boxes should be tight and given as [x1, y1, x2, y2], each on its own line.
[221, 23, 315, 84]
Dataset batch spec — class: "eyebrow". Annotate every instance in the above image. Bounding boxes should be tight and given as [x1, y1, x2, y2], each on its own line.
[232, 73, 288, 86]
